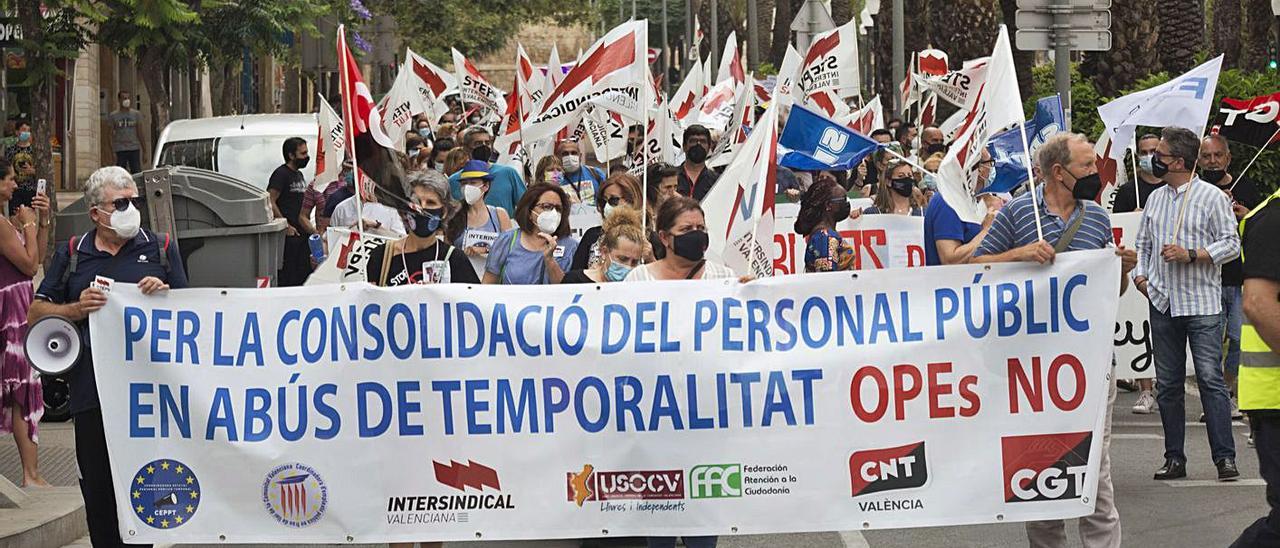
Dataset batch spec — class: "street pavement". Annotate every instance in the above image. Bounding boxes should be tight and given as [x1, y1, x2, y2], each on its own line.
[21, 383, 1267, 548]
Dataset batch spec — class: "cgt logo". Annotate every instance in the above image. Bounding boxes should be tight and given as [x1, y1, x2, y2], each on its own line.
[849, 442, 929, 497]
[689, 464, 742, 499]
[1002, 432, 1092, 503]
[566, 465, 684, 507]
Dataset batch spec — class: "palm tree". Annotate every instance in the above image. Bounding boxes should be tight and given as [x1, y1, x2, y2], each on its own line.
[1240, 0, 1275, 71]
[1212, 0, 1242, 68]
[769, 0, 794, 66]
[1157, 0, 1204, 74]
[1081, 2, 1159, 97]
[927, 0, 1001, 64]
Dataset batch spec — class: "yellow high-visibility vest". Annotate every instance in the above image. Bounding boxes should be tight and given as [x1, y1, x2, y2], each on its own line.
[1239, 187, 1280, 411]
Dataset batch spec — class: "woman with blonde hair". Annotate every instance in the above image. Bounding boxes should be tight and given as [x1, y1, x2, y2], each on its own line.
[443, 147, 470, 176]
[561, 205, 645, 283]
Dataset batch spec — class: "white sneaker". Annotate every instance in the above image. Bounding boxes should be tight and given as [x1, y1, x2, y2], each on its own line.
[1133, 391, 1156, 414]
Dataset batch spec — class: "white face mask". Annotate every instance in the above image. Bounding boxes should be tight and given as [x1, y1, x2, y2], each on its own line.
[462, 184, 484, 205]
[100, 202, 141, 239]
[561, 154, 582, 173]
[536, 210, 561, 234]
[602, 203, 616, 219]
[121, 99, 132, 109]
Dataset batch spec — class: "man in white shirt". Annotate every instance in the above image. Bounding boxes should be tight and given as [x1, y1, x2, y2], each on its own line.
[329, 175, 407, 237]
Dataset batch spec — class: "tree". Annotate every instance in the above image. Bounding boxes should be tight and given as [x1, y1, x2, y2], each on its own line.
[96, 0, 202, 133]
[378, 0, 593, 65]
[927, 0, 1000, 65]
[1000, 0, 1035, 102]
[1157, 0, 1204, 74]
[1239, 0, 1276, 71]
[1211, 0, 1242, 69]
[768, 0, 794, 66]
[1080, 1, 1158, 97]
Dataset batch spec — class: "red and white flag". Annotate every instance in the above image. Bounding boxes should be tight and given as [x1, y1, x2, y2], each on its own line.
[688, 14, 704, 61]
[515, 44, 546, 120]
[376, 60, 428, 152]
[753, 78, 772, 108]
[702, 100, 780, 278]
[451, 48, 507, 120]
[715, 31, 746, 87]
[670, 59, 706, 126]
[522, 20, 648, 144]
[696, 79, 740, 132]
[708, 74, 755, 167]
[936, 26, 1025, 224]
[899, 52, 919, 116]
[544, 45, 565, 97]
[626, 104, 684, 177]
[918, 49, 949, 76]
[313, 95, 344, 189]
[406, 48, 456, 125]
[845, 95, 885, 135]
[773, 45, 802, 108]
[582, 103, 629, 163]
[798, 19, 861, 103]
[916, 57, 989, 109]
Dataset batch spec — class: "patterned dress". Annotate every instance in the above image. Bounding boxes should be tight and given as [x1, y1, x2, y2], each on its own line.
[804, 228, 855, 273]
[0, 231, 40, 443]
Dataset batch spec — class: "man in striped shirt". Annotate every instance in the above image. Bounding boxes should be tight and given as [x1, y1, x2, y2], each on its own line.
[976, 133, 1134, 548]
[1133, 126, 1242, 482]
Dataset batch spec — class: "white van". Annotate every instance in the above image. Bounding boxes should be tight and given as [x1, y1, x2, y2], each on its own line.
[154, 113, 318, 189]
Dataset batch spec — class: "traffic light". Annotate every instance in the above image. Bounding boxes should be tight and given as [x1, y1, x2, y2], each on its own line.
[1271, 38, 1279, 70]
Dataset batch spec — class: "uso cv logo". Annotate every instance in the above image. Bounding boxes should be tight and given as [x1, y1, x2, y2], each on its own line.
[1002, 432, 1092, 503]
[849, 441, 929, 497]
[262, 462, 328, 527]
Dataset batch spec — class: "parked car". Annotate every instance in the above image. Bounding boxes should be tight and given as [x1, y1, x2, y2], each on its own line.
[154, 113, 318, 189]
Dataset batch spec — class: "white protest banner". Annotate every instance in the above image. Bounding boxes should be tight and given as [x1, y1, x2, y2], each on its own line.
[797, 19, 861, 102]
[305, 229, 395, 285]
[376, 61, 428, 152]
[773, 214, 926, 276]
[406, 48, 457, 125]
[451, 48, 507, 120]
[93, 249, 1117, 543]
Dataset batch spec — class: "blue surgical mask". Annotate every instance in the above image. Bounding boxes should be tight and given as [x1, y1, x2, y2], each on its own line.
[605, 261, 633, 282]
[17, 131, 30, 142]
[418, 128, 431, 138]
[921, 173, 938, 191]
[1138, 154, 1153, 173]
[408, 148, 420, 159]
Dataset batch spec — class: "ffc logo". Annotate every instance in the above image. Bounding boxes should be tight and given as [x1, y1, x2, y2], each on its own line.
[849, 442, 929, 497]
[689, 464, 742, 499]
[814, 127, 849, 165]
[1002, 432, 1092, 503]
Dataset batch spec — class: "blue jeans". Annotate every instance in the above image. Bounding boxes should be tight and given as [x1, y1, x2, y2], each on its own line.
[1149, 305, 1236, 462]
[648, 537, 718, 548]
[1223, 285, 1244, 379]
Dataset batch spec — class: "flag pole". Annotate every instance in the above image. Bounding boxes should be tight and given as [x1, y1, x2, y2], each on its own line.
[1230, 125, 1280, 191]
[1130, 135, 1141, 206]
[1015, 117, 1045, 242]
[338, 25, 365, 230]
[641, 68, 651, 249]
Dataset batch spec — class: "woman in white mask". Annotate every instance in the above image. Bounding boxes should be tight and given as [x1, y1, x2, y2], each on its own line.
[482, 182, 578, 285]
[448, 160, 512, 276]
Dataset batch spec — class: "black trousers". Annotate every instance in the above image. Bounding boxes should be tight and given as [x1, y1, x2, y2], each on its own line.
[74, 409, 151, 548]
[1233, 414, 1280, 547]
[115, 150, 142, 174]
[278, 235, 313, 287]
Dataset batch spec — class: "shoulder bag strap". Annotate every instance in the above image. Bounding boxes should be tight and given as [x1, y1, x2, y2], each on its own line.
[1053, 207, 1088, 254]
[685, 260, 706, 280]
[378, 240, 397, 286]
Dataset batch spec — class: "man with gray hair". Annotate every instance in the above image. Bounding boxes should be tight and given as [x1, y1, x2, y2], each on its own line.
[29, 165, 189, 547]
[446, 127, 526, 215]
[1133, 126, 1242, 481]
[974, 132, 1133, 548]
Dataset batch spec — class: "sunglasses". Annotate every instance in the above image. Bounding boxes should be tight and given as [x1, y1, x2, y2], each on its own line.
[101, 196, 145, 211]
[604, 196, 625, 207]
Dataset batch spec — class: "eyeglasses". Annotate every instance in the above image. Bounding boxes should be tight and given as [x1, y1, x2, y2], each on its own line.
[604, 196, 625, 207]
[976, 158, 996, 167]
[101, 196, 145, 212]
[534, 203, 563, 213]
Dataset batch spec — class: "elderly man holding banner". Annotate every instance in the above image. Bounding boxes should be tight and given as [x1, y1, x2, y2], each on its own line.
[1133, 126, 1242, 482]
[974, 133, 1134, 548]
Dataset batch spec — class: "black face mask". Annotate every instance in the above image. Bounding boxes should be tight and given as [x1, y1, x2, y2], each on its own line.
[890, 177, 915, 197]
[686, 144, 708, 164]
[1064, 170, 1102, 202]
[471, 145, 494, 162]
[1151, 154, 1171, 178]
[831, 200, 852, 221]
[293, 155, 310, 170]
[410, 208, 445, 237]
[924, 142, 946, 156]
[1201, 168, 1227, 185]
[671, 230, 708, 262]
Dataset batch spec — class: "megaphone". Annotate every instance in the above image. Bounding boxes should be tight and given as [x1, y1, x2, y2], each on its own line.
[24, 316, 82, 376]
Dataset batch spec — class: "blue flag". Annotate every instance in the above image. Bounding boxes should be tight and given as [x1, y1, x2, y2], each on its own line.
[778, 104, 881, 171]
[985, 95, 1066, 194]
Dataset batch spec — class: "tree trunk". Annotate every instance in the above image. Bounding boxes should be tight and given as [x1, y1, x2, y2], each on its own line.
[756, 0, 775, 68]
[927, 0, 1001, 65]
[1240, 0, 1274, 71]
[188, 61, 202, 118]
[831, 0, 853, 25]
[15, 2, 56, 258]
[1082, 1, 1158, 96]
[1158, 0, 1204, 74]
[768, 0, 793, 66]
[138, 48, 172, 136]
[1212, 0, 1242, 69]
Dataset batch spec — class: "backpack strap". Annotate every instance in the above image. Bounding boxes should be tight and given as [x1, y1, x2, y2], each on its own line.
[158, 232, 171, 271]
[62, 236, 79, 284]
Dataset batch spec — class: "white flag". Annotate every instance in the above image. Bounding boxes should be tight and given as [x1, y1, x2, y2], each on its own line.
[695, 80, 740, 133]
[376, 61, 428, 152]
[626, 104, 684, 178]
[544, 45, 564, 102]
[670, 58, 706, 125]
[702, 100, 780, 278]
[773, 45, 802, 108]
[797, 19, 861, 102]
[406, 48, 456, 125]
[915, 57, 989, 109]
[313, 96, 345, 189]
[1098, 55, 1224, 160]
[523, 20, 648, 144]
[844, 95, 885, 134]
[715, 31, 745, 86]
[515, 44, 546, 120]
[451, 48, 507, 119]
[582, 103, 628, 163]
[708, 75, 755, 167]
[936, 26, 1024, 224]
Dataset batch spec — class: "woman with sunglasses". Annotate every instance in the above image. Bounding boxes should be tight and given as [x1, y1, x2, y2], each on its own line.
[482, 182, 578, 285]
[368, 170, 478, 287]
[795, 179, 856, 273]
[857, 160, 926, 218]
[571, 173, 663, 270]
[0, 159, 50, 488]
[448, 160, 512, 277]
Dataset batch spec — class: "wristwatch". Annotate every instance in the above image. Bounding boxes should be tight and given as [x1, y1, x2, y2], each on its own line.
[1187, 249, 1197, 263]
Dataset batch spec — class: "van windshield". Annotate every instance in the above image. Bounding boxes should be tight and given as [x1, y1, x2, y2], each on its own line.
[158, 136, 317, 189]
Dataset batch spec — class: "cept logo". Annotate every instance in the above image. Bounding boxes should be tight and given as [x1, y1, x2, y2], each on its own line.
[1002, 432, 1092, 503]
[849, 442, 929, 497]
[689, 464, 742, 499]
[566, 464, 685, 506]
[262, 462, 328, 528]
[131, 459, 200, 529]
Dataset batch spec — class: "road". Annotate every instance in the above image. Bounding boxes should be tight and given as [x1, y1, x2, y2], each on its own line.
[9, 384, 1264, 548]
